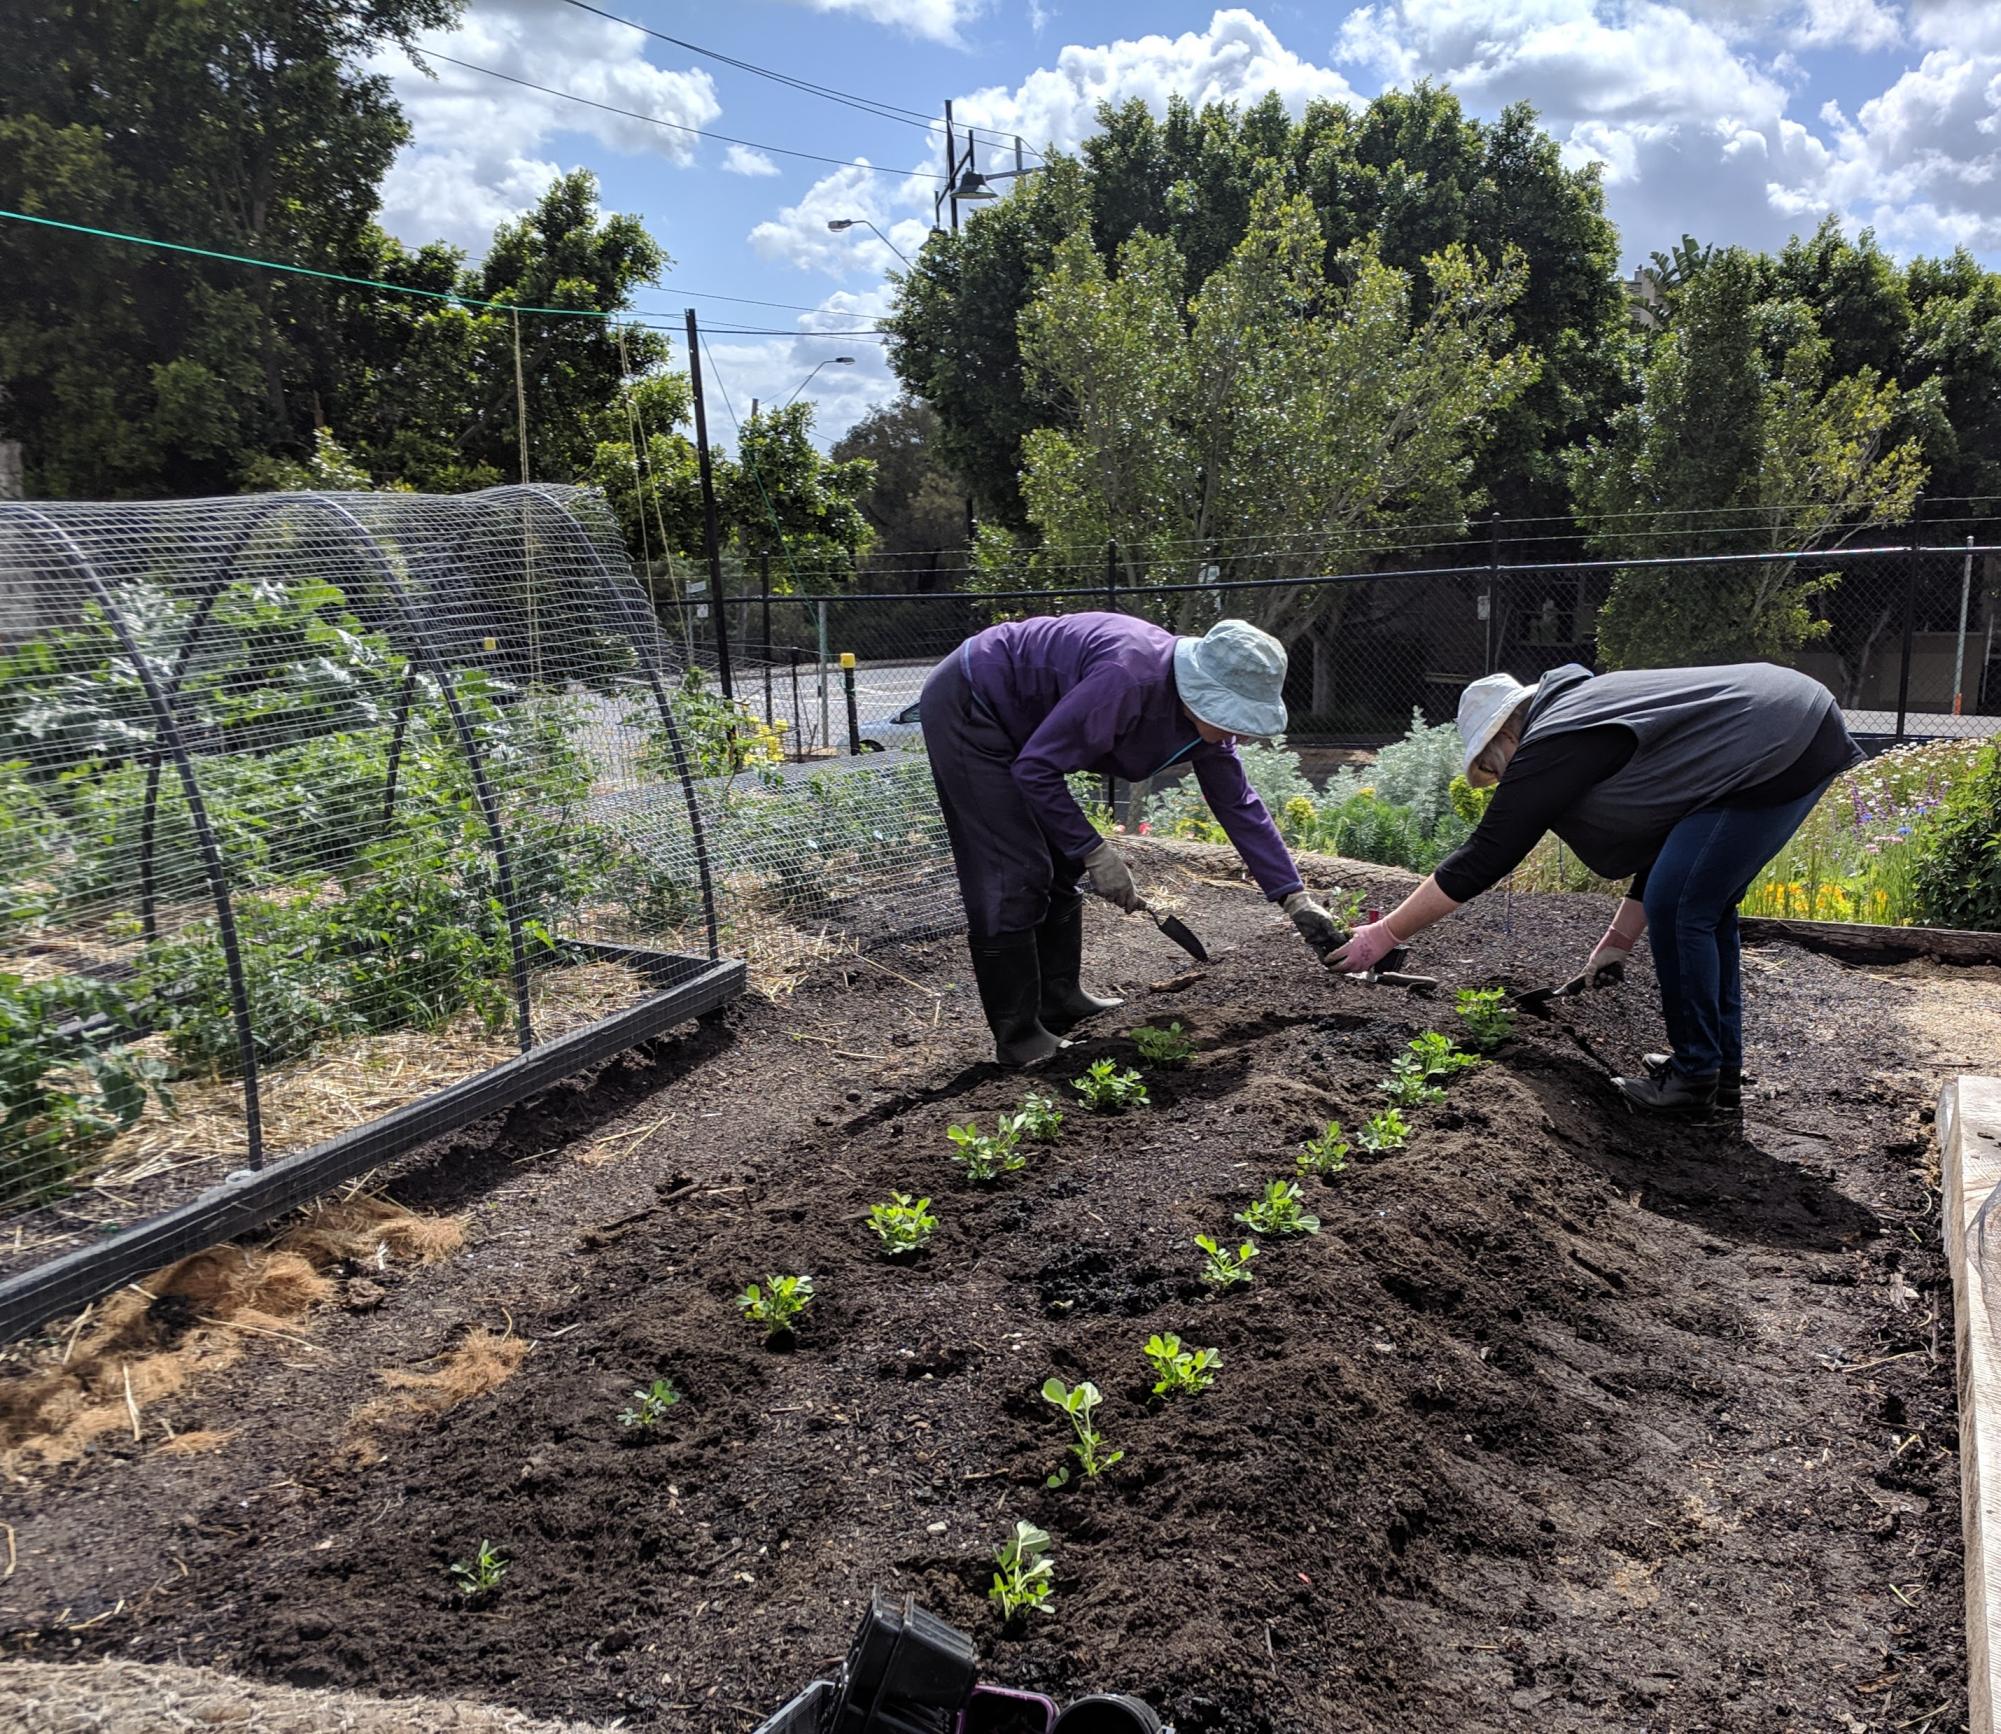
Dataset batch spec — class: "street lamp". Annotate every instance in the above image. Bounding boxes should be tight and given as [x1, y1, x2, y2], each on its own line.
[782, 356, 855, 407]
[826, 218, 912, 268]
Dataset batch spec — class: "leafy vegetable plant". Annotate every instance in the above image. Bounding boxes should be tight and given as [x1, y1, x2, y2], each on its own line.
[1071, 1059, 1149, 1113]
[1131, 1022, 1193, 1067]
[1237, 1179, 1322, 1236]
[1143, 1332, 1220, 1397]
[450, 1540, 507, 1598]
[737, 1274, 814, 1339]
[619, 1378, 680, 1429]
[1381, 1054, 1446, 1109]
[1195, 1233, 1259, 1289]
[867, 1191, 937, 1257]
[1297, 1120, 1350, 1177]
[1016, 1091, 1064, 1142]
[947, 1118, 1026, 1182]
[1408, 1030, 1482, 1081]
[990, 1520, 1056, 1620]
[1357, 1107, 1411, 1152]
[1455, 986, 1515, 1051]
[1041, 1377, 1122, 1484]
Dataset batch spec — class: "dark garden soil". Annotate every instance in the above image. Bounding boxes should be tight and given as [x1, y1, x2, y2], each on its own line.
[0, 844, 1973, 1733]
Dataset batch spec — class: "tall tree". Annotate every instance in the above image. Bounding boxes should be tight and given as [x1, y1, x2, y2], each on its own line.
[1009, 186, 1535, 692]
[888, 85, 1622, 533]
[830, 396, 968, 570]
[0, 0, 458, 496]
[1570, 247, 1927, 672]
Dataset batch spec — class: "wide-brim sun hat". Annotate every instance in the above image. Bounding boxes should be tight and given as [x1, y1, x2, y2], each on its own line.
[1456, 672, 1533, 777]
[1173, 620, 1289, 740]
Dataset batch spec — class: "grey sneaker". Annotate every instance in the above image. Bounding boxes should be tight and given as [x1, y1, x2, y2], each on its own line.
[1643, 1052, 1743, 1111]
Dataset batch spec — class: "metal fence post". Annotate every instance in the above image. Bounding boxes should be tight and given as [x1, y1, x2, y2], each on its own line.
[842, 651, 861, 754]
[817, 599, 831, 751]
[1103, 538, 1118, 820]
[760, 551, 774, 725]
[1895, 500, 1922, 742]
[1483, 509, 1500, 676]
[685, 307, 733, 699]
[1955, 534, 1974, 717]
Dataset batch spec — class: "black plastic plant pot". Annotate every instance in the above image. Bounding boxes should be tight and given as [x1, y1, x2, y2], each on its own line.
[1050, 1695, 1165, 1734]
[750, 1679, 835, 1733]
[958, 1684, 1058, 1733]
[831, 1589, 979, 1732]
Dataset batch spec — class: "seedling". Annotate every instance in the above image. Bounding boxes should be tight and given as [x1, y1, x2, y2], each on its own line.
[1408, 1030, 1481, 1081]
[618, 1377, 680, 1429]
[737, 1274, 814, 1338]
[990, 1519, 1055, 1620]
[1357, 1107, 1411, 1152]
[1455, 986, 1515, 1051]
[1236, 1179, 1321, 1236]
[1041, 1376, 1122, 1484]
[1016, 1091, 1065, 1142]
[1143, 1332, 1220, 1397]
[450, 1539, 507, 1598]
[1071, 1059, 1149, 1114]
[1381, 1054, 1446, 1109]
[1195, 1233, 1259, 1289]
[1131, 1022, 1193, 1068]
[1297, 1120, 1350, 1177]
[947, 1117, 1027, 1182]
[867, 1191, 937, 1256]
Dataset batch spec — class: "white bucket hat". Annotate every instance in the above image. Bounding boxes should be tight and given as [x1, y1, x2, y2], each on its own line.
[1172, 620, 1288, 739]
[1456, 672, 1533, 777]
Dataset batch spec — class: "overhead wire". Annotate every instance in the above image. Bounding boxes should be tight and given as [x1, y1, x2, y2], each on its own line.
[551, 0, 1046, 162]
[419, 51, 947, 180]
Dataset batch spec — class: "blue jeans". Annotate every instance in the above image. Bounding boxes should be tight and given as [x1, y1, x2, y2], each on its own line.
[1641, 781, 1834, 1079]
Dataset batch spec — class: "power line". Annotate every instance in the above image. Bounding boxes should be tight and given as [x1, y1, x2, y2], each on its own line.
[422, 50, 947, 181]
[553, 0, 1045, 163]
[631, 289, 890, 322]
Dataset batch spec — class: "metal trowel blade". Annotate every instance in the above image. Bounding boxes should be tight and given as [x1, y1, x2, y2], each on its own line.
[1152, 910, 1209, 963]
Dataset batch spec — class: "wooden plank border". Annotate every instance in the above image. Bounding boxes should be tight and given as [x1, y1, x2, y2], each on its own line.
[1942, 1074, 2001, 1733]
[1740, 919, 2001, 967]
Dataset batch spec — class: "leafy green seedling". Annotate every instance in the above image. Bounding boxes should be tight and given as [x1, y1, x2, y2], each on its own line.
[1237, 1179, 1322, 1236]
[867, 1191, 937, 1256]
[1408, 1030, 1481, 1081]
[1143, 1332, 1220, 1397]
[450, 1539, 507, 1598]
[1195, 1233, 1259, 1289]
[1041, 1377, 1122, 1484]
[1297, 1120, 1350, 1177]
[1131, 1022, 1193, 1068]
[947, 1118, 1027, 1182]
[990, 1519, 1055, 1620]
[1381, 1054, 1446, 1109]
[619, 1377, 680, 1429]
[1016, 1091, 1065, 1142]
[1455, 986, 1515, 1051]
[737, 1274, 814, 1338]
[1357, 1107, 1411, 1152]
[1071, 1059, 1149, 1114]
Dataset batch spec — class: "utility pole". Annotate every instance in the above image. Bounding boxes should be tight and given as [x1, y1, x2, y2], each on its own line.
[685, 307, 734, 700]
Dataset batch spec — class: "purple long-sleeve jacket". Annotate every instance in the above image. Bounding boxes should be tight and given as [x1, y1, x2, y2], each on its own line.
[959, 613, 1303, 900]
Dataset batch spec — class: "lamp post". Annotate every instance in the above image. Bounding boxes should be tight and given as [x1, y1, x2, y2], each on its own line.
[782, 356, 855, 408]
[826, 218, 912, 268]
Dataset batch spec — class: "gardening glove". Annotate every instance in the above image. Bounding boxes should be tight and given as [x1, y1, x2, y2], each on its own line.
[1281, 890, 1342, 960]
[1583, 898, 1647, 987]
[1082, 841, 1141, 914]
[1328, 917, 1401, 976]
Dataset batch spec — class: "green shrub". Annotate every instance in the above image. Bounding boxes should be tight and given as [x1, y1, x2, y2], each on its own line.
[1911, 744, 2001, 931]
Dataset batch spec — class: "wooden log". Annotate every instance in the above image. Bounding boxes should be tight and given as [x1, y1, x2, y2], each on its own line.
[1942, 1076, 2001, 1734]
[1738, 917, 2001, 967]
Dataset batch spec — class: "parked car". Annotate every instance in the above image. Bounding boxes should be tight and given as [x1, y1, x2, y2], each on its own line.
[856, 699, 924, 751]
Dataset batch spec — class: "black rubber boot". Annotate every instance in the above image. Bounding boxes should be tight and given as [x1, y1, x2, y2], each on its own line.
[1644, 1052, 1745, 1110]
[1615, 1070, 1719, 1115]
[969, 931, 1065, 1068]
[1035, 897, 1123, 1033]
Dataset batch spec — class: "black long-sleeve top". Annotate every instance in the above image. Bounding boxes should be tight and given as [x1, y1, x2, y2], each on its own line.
[1433, 708, 1857, 905]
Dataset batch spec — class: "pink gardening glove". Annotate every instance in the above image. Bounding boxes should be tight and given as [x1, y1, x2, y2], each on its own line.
[1328, 918, 1401, 975]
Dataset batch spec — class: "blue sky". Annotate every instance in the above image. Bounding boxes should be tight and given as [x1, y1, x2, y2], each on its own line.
[372, 0, 2001, 444]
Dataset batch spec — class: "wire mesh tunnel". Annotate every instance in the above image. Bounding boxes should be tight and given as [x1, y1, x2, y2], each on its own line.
[0, 485, 742, 1334]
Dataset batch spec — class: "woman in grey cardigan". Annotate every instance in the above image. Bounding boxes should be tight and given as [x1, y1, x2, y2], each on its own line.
[1330, 662, 1862, 1114]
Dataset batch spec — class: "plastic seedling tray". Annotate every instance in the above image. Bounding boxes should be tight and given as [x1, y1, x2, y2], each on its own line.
[830, 1589, 978, 1733]
[958, 1684, 1058, 1733]
[751, 1680, 835, 1733]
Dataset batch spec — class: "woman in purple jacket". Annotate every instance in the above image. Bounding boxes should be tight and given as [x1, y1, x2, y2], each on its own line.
[920, 614, 1342, 1065]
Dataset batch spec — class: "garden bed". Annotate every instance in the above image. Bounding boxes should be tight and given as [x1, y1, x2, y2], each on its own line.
[0, 855, 1972, 1731]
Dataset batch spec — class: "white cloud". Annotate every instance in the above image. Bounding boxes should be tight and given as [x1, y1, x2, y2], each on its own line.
[373, 0, 720, 251]
[724, 145, 782, 177]
[701, 331, 898, 447]
[748, 165, 933, 277]
[790, 0, 980, 46]
[1909, 0, 2001, 54]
